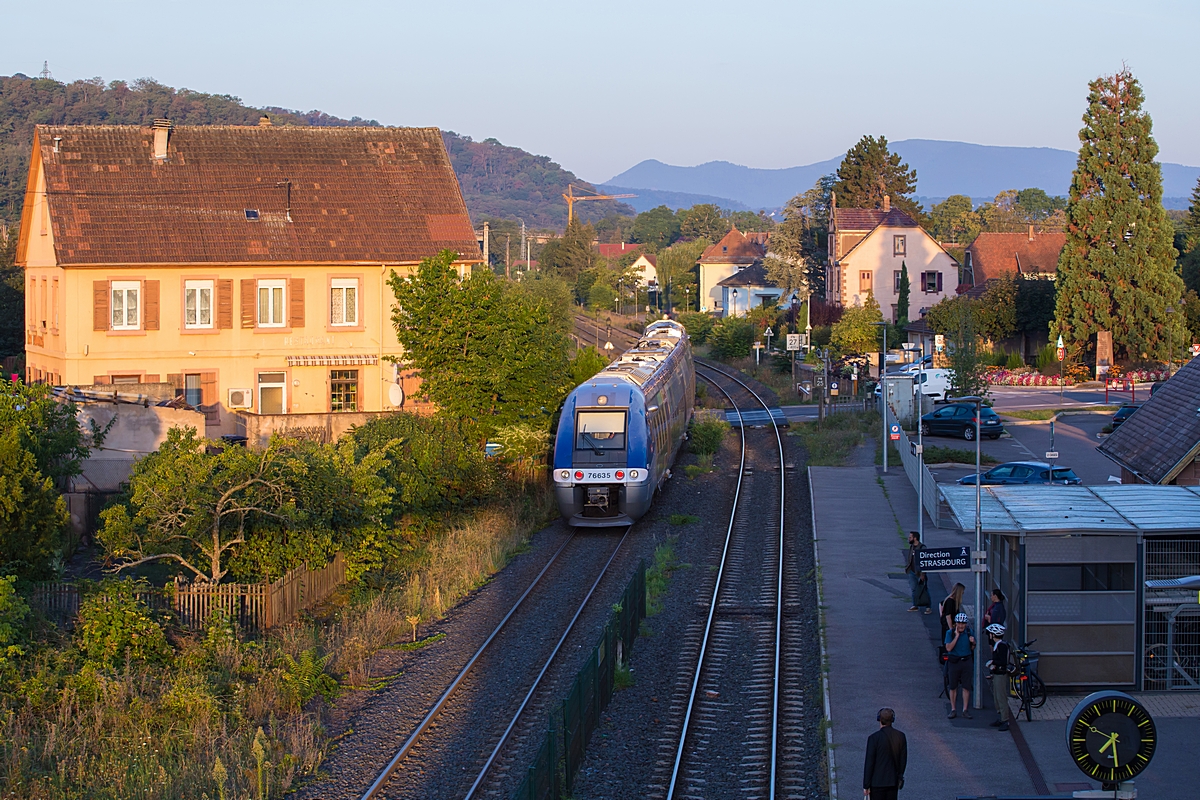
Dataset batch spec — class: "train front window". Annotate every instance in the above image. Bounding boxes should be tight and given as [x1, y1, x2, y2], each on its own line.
[576, 411, 626, 451]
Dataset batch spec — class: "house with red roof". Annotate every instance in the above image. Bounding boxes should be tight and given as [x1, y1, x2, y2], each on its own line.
[826, 195, 957, 321]
[698, 228, 770, 314]
[961, 227, 1065, 288]
[596, 242, 645, 260]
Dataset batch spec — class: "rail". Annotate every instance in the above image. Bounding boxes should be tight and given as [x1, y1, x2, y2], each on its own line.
[668, 362, 786, 799]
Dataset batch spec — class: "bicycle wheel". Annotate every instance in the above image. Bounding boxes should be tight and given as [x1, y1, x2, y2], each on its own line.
[1029, 672, 1047, 708]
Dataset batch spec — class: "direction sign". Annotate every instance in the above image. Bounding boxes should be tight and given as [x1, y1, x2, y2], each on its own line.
[1045, 451, 1059, 460]
[934, 334, 945, 353]
[830, 381, 839, 396]
[889, 423, 901, 441]
[815, 373, 825, 388]
[917, 546, 970, 572]
[786, 333, 801, 351]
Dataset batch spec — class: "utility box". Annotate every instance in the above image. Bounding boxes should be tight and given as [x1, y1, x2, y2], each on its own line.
[884, 374, 916, 427]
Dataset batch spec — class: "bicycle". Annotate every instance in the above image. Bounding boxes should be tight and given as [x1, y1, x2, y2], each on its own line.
[1008, 639, 1047, 722]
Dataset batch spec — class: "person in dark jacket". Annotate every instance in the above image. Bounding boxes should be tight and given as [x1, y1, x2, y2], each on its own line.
[863, 707, 907, 799]
[984, 589, 1006, 627]
[986, 623, 1013, 731]
[904, 532, 931, 613]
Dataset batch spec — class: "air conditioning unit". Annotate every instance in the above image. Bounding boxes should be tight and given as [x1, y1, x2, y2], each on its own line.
[228, 388, 253, 409]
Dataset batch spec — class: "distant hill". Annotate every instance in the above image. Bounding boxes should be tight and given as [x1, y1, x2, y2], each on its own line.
[602, 139, 1200, 210]
[0, 74, 620, 230]
[599, 185, 750, 213]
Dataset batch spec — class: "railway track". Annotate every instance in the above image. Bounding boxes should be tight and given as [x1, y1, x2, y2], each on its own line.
[357, 525, 631, 800]
[572, 313, 641, 352]
[656, 361, 801, 800]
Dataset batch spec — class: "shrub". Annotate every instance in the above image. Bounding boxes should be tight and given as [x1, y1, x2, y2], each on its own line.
[76, 579, 172, 668]
[708, 317, 753, 359]
[1035, 343, 1057, 370]
[1006, 351, 1024, 369]
[689, 419, 730, 455]
[678, 312, 715, 344]
[279, 647, 338, 707]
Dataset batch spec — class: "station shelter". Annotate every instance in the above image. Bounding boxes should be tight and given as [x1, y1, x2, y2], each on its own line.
[939, 484, 1200, 691]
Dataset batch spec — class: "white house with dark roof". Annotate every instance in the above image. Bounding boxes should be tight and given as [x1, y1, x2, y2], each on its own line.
[826, 195, 957, 320]
[697, 227, 769, 314]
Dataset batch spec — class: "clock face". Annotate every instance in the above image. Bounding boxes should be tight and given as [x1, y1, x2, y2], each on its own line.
[1066, 691, 1156, 784]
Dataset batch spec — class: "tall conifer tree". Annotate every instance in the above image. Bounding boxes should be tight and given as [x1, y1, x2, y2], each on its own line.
[1054, 68, 1183, 362]
[832, 136, 921, 220]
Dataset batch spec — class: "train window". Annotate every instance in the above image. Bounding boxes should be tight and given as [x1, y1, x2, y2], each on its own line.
[577, 411, 627, 451]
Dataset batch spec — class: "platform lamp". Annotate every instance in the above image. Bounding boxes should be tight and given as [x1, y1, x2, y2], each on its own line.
[732, 288, 739, 318]
[958, 394, 986, 710]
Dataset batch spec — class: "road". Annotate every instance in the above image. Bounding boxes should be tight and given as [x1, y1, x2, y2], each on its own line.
[986, 384, 1146, 411]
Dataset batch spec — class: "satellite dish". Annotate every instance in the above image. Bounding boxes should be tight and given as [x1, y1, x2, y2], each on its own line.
[389, 383, 405, 408]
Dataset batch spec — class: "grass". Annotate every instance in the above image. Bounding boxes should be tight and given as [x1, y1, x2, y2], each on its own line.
[668, 514, 701, 526]
[1002, 406, 1118, 421]
[921, 446, 999, 466]
[789, 411, 881, 466]
[645, 538, 680, 617]
[684, 454, 715, 479]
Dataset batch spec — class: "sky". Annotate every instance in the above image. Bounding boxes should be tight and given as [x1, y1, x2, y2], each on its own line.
[5, 0, 1198, 183]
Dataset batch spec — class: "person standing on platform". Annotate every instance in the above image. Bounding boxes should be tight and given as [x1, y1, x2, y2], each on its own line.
[904, 532, 931, 614]
[945, 612, 975, 718]
[986, 624, 1013, 731]
[863, 707, 907, 799]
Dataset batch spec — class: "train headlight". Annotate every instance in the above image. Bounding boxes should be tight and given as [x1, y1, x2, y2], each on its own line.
[615, 470, 625, 480]
[629, 470, 640, 480]
[558, 469, 571, 481]
[574, 471, 584, 480]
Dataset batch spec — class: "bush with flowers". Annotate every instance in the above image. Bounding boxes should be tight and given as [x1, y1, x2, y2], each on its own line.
[986, 367, 1067, 386]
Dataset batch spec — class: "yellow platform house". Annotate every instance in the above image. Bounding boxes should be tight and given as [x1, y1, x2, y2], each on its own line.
[18, 120, 481, 439]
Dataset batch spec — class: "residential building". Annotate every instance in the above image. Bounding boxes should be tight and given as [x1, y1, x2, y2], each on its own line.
[961, 227, 1066, 288]
[19, 120, 481, 438]
[698, 228, 768, 314]
[1098, 357, 1200, 486]
[825, 195, 956, 320]
[630, 253, 658, 289]
[597, 242, 645, 260]
[715, 262, 794, 318]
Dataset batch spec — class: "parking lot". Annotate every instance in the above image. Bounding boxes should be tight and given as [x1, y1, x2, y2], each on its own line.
[921, 410, 1119, 486]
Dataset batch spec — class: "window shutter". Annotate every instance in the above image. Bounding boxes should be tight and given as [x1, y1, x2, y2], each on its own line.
[93, 375, 110, 385]
[144, 374, 160, 383]
[143, 280, 160, 330]
[167, 373, 183, 398]
[216, 279, 234, 329]
[936, 272, 943, 292]
[200, 371, 219, 425]
[93, 281, 109, 331]
[289, 278, 305, 327]
[241, 279, 256, 328]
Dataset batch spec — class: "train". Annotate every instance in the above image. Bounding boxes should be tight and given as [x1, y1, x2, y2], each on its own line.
[552, 319, 695, 526]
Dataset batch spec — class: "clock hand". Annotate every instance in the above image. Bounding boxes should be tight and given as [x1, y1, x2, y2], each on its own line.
[1099, 732, 1120, 765]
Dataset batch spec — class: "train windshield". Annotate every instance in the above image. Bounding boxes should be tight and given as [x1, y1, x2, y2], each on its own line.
[576, 410, 626, 451]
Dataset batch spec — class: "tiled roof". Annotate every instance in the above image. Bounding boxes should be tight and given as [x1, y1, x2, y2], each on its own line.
[834, 208, 919, 230]
[597, 242, 644, 259]
[699, 227, 766, 264]
[716, 262, 776, 288]
[1097, 357, 1200, 484]
[964, 230, 1065, 285]
[30, 124, 480, 265]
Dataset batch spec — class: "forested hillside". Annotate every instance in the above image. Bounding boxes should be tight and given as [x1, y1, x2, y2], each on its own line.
[0, 73, 614, 229]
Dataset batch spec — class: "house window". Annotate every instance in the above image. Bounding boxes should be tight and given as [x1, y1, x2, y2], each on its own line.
[330, 279, 359, 326]
[185, 280, 214, 329]
[111, 281, 140, 330]
[859, 271, 873, 293]
[184, 374, 203, 406]
[894, 270, 903, 292]
[894, 235, 906, 256]
[330, 370, 359, 412]
[257, 280, 286, 327]
[922, 271, 943, 293]
[891, 304, 899, 322]
[258, 371, 287, 414]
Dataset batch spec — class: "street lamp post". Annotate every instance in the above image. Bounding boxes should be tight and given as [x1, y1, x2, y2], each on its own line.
[685, 287, 691, 313]
[959, 394, 985, 710]
[732, 288, 739, 318]
[873, 320, 888, 473]
[1166, 306, 1175, 375]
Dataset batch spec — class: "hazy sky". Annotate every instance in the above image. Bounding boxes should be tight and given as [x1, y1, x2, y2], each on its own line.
[5, 0, 1197, 182]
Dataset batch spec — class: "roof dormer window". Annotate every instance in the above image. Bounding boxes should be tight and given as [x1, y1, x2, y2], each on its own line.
[245, 209, 260, 221]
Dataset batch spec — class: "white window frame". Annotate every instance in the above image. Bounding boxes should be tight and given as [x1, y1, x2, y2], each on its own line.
[111, 280, 141, 330]
[894, 235, 907, 256]
[330, 278, 359, 326]
[258, 371, 288, 415]
[257, 279, 286, 328]
[184, 279, 214, 329]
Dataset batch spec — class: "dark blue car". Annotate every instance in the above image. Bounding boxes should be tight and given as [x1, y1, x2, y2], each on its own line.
[958, 461, 1083, 486]
[920, 403, 1004, 441]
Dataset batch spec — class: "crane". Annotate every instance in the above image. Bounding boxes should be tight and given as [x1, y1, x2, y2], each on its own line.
[562, 184, 636, 224]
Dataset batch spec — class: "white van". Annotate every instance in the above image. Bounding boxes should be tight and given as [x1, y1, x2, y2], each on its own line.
[912, 368, 952, 402]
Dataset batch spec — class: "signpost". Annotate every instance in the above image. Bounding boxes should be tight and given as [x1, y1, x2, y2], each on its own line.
[830, 381, 839, 397]
[787, 333, 801, 393]
[764, 326, 774, 353]
[753, 341, 764, 366]
[889, 423, 901, 441]
[1056, 334, 1065, 402]
[917, 547, 970, 572]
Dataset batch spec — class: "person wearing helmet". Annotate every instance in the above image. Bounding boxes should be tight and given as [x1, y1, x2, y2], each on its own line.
[944, 611, 975, 719]
[985, 623, 1013, 731]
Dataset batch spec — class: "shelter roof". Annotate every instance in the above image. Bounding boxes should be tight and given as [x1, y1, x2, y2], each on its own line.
[699, 227, 766, 264]
[1097, 357, 1200, 484]
[940, 484, 1200, 534]
[25, 123, 480, 265]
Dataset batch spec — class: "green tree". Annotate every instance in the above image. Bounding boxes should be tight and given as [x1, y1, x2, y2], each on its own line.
[929, 195, 982, 244]
[538, 219, 597, 279]
[1179, 178, 1200, 295]
[0, 381, 91, 485]
[1054, 68, 1184, 363]
[389, 250, 573, 430]
[896, 262, 911, 326]
[678, 204, 730, 242]
[0, 227, 21, 359]
[655, 238, 710, 311]
[1015, 188, 1067, 220]
[707, 317, 754, 359]
[0, 429, 68, 580]
[631, 206, 681, 250]
[830, 293, 883, 355]
[727, 210, 776, 232]
[946, 298, 989, 398]
[976, 273, 1018, 343]
[832, 136, 921, 220]
[769, 177, 832, 300]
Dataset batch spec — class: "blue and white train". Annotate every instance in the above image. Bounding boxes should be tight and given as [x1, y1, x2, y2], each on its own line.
[552, 320, 695, 526]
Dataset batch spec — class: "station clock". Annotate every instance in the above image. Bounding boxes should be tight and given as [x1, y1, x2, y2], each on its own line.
[1066, 691, 1156, 786]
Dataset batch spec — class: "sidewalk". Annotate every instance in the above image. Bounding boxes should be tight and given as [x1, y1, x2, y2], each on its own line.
[810, 464, 1199, 799]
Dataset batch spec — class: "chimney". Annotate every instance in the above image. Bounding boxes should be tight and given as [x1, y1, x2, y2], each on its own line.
[1028, 224, 1035, 241]
[152, 119, 172, 160]
[259, 115, 272, 127]
[882, 195, 890, 212]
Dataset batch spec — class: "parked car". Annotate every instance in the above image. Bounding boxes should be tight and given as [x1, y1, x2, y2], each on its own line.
[958, 461, 1083, 486]
[921, 403, 1005, 440]
[1111, 403, 1141, 429]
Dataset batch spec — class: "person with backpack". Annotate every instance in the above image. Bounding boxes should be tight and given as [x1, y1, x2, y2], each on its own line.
[863, 707, 907, 799]
[985, 623, 1013, 731]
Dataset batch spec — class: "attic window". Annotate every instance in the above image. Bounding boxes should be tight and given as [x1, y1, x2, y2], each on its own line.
[722, 246, 728, 252]
[245, 209, 260, 221]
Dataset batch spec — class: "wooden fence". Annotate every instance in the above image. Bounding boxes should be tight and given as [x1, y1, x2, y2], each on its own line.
[30, 553, 346, 633]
